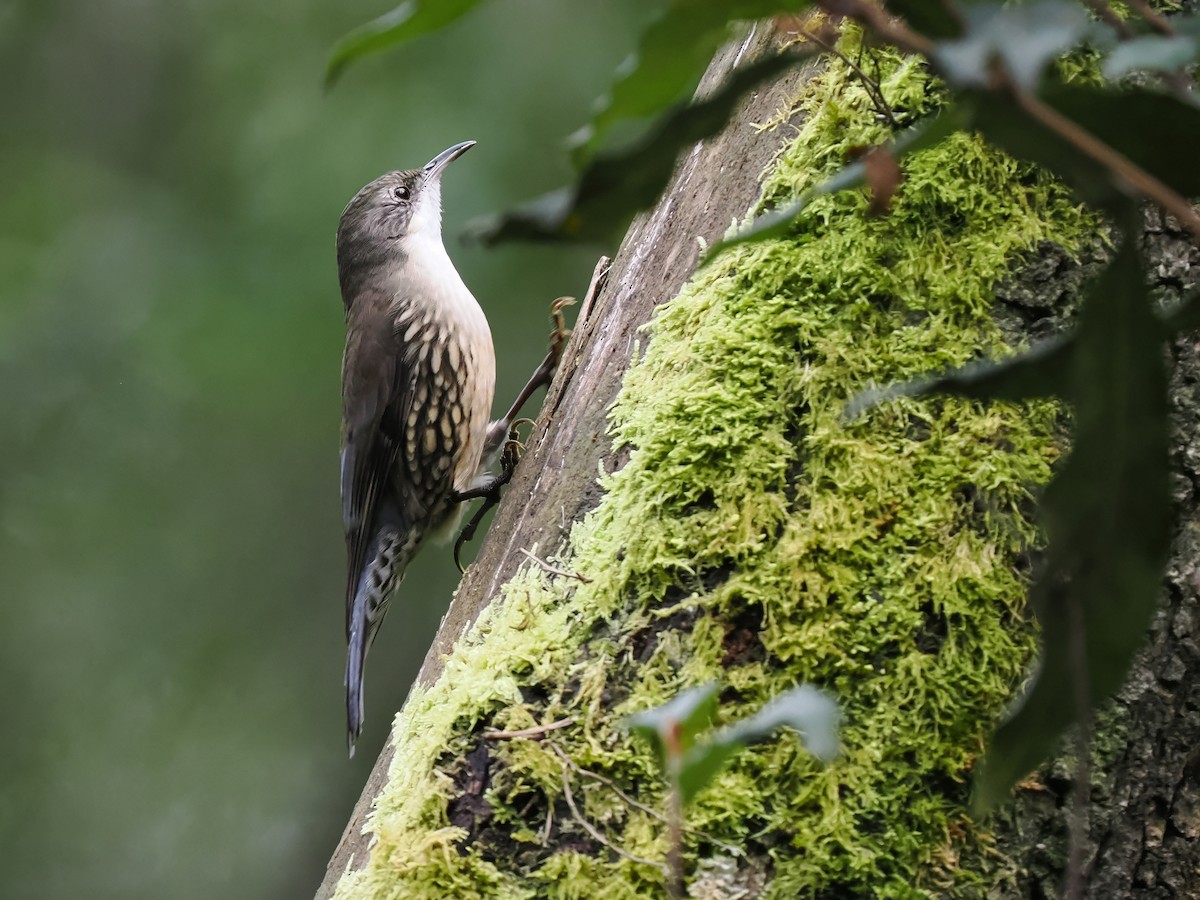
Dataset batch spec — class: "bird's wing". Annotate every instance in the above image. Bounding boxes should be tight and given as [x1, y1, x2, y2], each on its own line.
[340, 296, 405, 625]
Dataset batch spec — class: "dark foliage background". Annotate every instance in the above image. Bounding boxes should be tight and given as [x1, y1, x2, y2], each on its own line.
[0, 1, 649, 896]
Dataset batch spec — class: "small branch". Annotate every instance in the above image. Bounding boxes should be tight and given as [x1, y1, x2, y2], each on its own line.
[1080, 0, 1133, 39]
[548, 742, 742, 857]
[819, 0, 933, 56]
[1125, 0, 1174, 36]
[1100, 0, 1193, 95]
[519, 547, 593, 583]
[666, 773, 685, 899]
[1009, 81, 1200, 246]
[802, 27, 899, 127]
[557, 764, 669, 874]
[484, 717, 574, 741]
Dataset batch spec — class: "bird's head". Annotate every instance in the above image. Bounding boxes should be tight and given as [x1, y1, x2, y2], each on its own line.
[336, 140, 475, 302]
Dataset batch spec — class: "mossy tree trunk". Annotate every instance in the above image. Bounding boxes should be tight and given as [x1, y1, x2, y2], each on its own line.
[317, 24, 1200, 900]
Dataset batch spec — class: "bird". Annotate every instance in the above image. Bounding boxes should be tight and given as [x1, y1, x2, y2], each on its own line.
[335, 141, 497, 755]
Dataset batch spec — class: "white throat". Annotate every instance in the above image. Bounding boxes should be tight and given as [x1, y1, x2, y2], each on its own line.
[394, 190, 487, 329]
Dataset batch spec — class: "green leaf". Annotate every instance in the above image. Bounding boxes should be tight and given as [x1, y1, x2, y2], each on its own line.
[844, 333, 1074, 420]
[569, 0, 810, 164]
[677, 741, 743, 806]
[1044, 84, 1200, 198]
[627, 682, 720, 763]
[846, 281, 1200, 421]
[1172, 14, 1200, 41]
[707, 107, 968, 259]
[703, 152, 867, 256]
[326, 0, 487, 87]
[967, 89, 1112, 209]
[1103, 34, 1198, 79]
[466, 49, 811, 246]
[973, 226, 1171, 812]
[724, 685, 840, 760]
[933, 1, 1090, 90]
[677, 686, 839, 805]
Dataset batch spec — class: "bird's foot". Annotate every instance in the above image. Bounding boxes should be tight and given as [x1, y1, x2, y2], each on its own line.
[484, 296, 580, 456]
[453, 427, 523, 572]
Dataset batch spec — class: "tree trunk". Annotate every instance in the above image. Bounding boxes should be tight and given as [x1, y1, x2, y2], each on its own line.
[986, 211, 1200, 898]
[317, 24, 1200, 900]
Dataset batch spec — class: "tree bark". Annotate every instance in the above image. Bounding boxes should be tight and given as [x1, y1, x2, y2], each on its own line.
[317, 24, 1200, 900]
[986, 214, 1200, 898]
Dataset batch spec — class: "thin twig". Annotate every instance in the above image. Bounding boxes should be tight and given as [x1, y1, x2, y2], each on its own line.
[666, 768, 684, 899]
[1125, 0, 1174, 35]
[548, 742, 742, 856]
[558, 765, 669, 874]
[820, 0, 933, 56]
[802, 27, 899, 126]
[519, 547, 593, 583]
[1102, 0, 1194, 96]
[484, 717, 574, 741]
[1009, 80, 1200, 246]
[1081, 0, 1134, 39]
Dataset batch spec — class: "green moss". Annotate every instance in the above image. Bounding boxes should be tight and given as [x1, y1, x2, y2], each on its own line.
[333, 31, 1097, 900]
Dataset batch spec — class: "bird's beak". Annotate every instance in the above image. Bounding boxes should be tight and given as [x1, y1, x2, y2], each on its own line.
[423, 141, 476, 181]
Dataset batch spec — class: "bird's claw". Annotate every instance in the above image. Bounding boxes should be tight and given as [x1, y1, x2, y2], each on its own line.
[453, 426, 523, 572]
[548, 296, 575, 370]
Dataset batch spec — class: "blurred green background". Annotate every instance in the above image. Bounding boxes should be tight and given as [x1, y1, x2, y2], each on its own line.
[0, 1, 649, 896]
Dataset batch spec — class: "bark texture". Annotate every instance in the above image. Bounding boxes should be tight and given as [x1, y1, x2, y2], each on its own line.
[317, 25, 1200, 900]
[986, 215, 1200, 899]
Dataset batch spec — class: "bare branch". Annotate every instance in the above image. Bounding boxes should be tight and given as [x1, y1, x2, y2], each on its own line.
[483, 718, 575, 741]
[802, 26, 899, 127]
[518, 547, 593, 583]
[557, 761, 669, 874]
[548, 742, 743, 857]
[1009, 80, 1200, 245]
[1126, 0, 1175, 35]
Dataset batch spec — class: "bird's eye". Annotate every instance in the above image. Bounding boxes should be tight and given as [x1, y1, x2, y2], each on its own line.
[392, 185, 410, 202]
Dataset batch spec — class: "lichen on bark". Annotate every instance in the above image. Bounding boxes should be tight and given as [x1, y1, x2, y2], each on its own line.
[332, 31, 1102, 900]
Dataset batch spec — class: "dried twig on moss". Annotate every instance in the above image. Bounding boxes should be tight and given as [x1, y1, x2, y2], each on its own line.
[483, 718, 574, 741]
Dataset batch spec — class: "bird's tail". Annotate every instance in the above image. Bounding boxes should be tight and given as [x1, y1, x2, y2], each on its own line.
[344, 525, 407, 757]
[345, 594, 369, 757]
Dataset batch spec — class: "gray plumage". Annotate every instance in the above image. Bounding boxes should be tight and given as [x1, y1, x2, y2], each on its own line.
[336, 141, 495, 754]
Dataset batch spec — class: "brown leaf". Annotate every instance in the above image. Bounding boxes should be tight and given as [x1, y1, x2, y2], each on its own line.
[863, 146, 903, 215]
